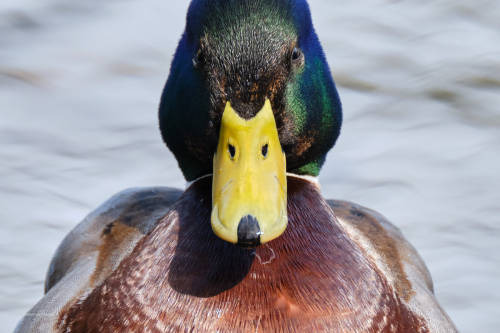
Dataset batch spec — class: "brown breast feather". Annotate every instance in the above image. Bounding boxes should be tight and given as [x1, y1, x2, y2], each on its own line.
[59, 177, 428, 332]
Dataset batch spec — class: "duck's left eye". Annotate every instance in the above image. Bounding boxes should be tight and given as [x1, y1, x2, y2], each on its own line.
[290, 47, 304, 68]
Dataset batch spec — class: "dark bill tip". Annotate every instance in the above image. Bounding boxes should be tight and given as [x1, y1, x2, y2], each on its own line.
[237, 215, 261, 248]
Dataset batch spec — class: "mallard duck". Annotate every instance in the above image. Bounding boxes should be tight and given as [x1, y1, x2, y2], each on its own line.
[16, 0, 457, 332]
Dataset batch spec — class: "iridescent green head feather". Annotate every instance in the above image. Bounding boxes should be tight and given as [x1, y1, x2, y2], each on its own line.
[159, 0, 342, 181]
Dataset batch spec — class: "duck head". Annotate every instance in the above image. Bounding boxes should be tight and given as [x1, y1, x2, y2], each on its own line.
[159, 0, 342, 246]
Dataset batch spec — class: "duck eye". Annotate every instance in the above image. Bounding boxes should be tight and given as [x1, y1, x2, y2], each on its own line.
[291, 47, 302, 61]
[228, 144, 236, 159]
[261, 144, 269, 158]
[192, 49, 204, 69]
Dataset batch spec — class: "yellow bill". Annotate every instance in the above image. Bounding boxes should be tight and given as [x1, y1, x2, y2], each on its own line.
[211, 99, 287, 246]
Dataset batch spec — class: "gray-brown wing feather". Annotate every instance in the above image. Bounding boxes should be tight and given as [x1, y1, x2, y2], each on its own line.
[328, 199, 457, 332]
[15, 187, 182, 333]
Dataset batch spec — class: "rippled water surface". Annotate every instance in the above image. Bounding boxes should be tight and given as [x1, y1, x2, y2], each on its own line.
[1, 0, 499, 332]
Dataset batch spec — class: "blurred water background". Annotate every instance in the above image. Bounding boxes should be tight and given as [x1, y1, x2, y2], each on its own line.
[1, 0, 499, 332]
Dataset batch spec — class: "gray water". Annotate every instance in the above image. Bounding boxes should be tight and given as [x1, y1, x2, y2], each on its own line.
[1, 0, 499, 332]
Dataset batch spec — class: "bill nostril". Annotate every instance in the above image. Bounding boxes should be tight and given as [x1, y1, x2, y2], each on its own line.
[237, 215, 261, 248]
[228, 144, 236, 159]
[261, 144, 268, 158]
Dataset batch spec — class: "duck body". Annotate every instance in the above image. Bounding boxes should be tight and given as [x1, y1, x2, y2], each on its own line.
[16, 0, 458, 331]
[16, 176, 456, 332]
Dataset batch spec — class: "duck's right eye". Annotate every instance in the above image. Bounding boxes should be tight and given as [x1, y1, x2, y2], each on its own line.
[192, 49, 204, 69]
[228, 144, 236, 160]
